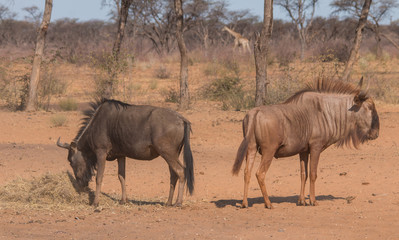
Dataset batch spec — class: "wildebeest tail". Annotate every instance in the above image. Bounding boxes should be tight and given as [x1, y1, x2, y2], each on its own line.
[183, 121, 194, 195]
[232, 112, 255, 175]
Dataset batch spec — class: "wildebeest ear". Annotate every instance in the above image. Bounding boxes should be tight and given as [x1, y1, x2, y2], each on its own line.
[354, 91, 369, 106]
[70, 142, 77, 150]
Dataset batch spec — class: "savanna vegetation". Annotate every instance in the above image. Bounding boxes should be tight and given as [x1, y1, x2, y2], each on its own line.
[1, 4, 399, 237]
[0, 0, 398, 112]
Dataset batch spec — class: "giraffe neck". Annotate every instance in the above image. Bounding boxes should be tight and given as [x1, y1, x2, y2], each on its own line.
[224, 27, 242, 39]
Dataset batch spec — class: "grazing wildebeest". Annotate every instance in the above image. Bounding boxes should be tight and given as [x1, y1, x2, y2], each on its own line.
[232, 78, 379, 208]
[57, 99, 194, 207]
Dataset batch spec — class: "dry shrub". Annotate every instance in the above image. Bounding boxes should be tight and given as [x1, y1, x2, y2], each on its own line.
[203, 62, 220, 77]
[90, 51, 133, 98]
[266, 76, 302, 105]
[270, 36, 298, 66]
[0, 68, 29, 111]
[161, 87, 179, 103]
[0, 172, 120, 210]
[356, 55, 399, 104]
[221, 93, 254, 111]
[154, 65, 170, 79]
[37, 63, 67, 111]
[314, 40, 350, 63]
[370, 77, 399, 104]
[50, 114, 68, 127]
[265, 57, 344, 104]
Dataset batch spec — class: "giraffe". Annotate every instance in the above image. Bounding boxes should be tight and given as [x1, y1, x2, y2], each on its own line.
[222, 26, 251, 53]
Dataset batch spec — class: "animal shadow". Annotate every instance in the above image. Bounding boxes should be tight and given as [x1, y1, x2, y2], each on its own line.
[212, 195, 345, 208]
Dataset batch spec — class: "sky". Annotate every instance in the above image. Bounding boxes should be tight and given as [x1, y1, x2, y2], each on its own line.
[2, 0, 398, 24]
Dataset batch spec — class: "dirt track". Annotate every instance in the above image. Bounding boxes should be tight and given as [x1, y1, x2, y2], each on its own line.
[0, 103, 399, 239]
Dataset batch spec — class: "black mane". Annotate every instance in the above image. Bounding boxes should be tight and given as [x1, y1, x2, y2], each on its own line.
[73, 98, 131, 142]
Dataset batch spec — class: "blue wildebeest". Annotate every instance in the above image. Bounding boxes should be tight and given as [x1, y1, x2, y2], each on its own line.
[232, 79, 379, 208]
[57, 99, 194, 207]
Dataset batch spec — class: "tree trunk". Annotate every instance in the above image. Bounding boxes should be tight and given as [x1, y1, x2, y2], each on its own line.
[254, 0, 273, 107]
[374, 26, 382, 59]
[375, 34, 382, 58]
[112, 0, 132, 60]
[299, 30, 306, 61]
[25, 0, 53, 111]
[174, 0, 190, 110]
[341, 0, 372, 82]
[103, 0, 133, 99]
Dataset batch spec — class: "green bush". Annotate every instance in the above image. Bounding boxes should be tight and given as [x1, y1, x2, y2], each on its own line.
[204, 76, 254, 111]
[58, 98, 78, 111]
[149, 79, 158, 90]
[204, 76, 242, 100]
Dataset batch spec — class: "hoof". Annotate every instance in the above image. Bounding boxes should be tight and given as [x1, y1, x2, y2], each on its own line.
[119, 199, 127, 205]
[309, 200, 319, 206]
[297, 199, 306, 206]
[173, 202, 182, 207]
[265, 204, 274, 209]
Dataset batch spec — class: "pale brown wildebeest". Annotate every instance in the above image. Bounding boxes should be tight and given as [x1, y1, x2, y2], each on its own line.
[57, 99, 194, 207]
[232, 78, 379, 208]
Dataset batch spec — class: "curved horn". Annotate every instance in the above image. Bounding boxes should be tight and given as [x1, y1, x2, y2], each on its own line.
[358, 76, 364, 88]
[57, 137, 70, 149]
[358, 76, 370, 92]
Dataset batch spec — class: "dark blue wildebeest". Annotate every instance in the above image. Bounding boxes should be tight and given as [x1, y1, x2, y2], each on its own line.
[57, 99, 194, 207]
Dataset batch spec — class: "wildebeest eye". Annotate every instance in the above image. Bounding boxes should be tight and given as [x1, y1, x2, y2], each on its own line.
[348, 104, 360, 112]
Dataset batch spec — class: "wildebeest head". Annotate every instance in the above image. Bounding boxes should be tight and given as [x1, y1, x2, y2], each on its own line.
[57, 138, 94, 189]
[351, 90, 380, 143]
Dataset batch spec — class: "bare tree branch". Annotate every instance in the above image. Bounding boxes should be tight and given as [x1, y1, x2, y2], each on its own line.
[275, 0, 319, 60]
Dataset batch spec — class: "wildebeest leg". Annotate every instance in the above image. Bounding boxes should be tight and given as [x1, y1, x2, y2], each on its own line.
[242, 144, 257, 208]
[256, 149, 274, 209]
[298, 152, 309, 206]
[171, 161, 185, 207]
[165, 166, 178, 206]
[309, 149, 321, 206]
[162, 153, 185, 207]
[117, 157, 127, 204]
[94, 150, 107, 207]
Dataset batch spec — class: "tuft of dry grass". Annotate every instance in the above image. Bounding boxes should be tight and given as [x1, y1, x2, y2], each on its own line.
[0, 172, 125, 210]
[154, 65, 171, 79]
[50, 114, 68, 127]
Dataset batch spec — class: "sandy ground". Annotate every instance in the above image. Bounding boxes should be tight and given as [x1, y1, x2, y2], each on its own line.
[0, 101, 398, 240]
